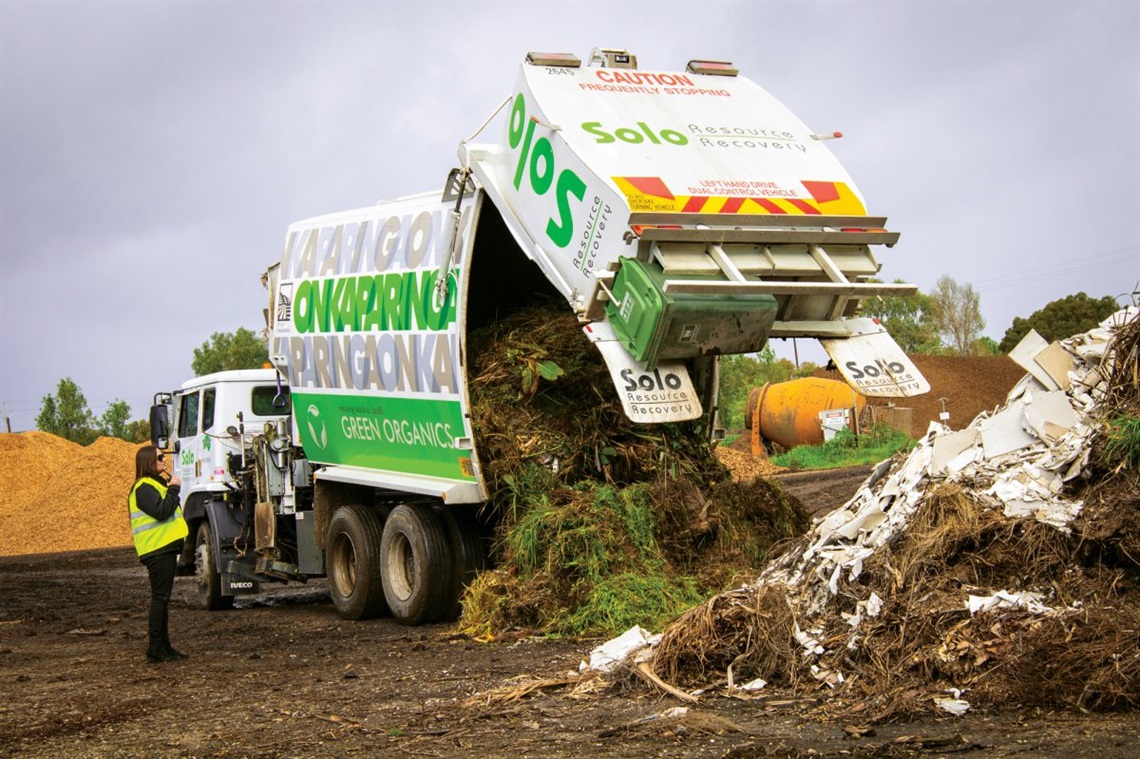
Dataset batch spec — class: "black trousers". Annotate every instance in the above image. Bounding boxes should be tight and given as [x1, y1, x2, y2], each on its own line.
[141, 551, 177, 647]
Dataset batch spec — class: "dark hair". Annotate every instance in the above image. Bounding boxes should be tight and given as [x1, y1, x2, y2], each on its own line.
[135, 446, 165, 480]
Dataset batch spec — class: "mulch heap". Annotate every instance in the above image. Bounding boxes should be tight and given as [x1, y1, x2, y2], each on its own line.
[0, 432, 143, 556]
[646, 308, 1140, 718]
[814, 354, 1028, 435]
[459, 305, 809, 638]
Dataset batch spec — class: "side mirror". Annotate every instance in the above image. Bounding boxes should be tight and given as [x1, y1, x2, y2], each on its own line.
[149, 404, 170, 449]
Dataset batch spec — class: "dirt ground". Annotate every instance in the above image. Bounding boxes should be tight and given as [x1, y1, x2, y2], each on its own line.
[2, 468, 1136, 759]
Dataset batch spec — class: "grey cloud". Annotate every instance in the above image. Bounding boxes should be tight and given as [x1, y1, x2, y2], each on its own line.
[1, 0, 1136, 432]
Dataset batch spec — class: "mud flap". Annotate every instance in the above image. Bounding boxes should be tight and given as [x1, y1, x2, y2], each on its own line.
[583, 320, 702, 423]
[222, 574, 260, 595]
[820, 318, 930, 398]
[202, 500, 260, 596]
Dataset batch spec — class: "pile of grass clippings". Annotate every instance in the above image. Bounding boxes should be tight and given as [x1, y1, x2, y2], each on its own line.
[458, 306, 809, 638]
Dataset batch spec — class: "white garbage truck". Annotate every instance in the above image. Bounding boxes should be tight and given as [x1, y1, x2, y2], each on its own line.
[150, 47, 928, 624]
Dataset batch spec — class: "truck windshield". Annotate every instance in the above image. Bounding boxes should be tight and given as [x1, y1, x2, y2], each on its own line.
[251, 386, 290, 416]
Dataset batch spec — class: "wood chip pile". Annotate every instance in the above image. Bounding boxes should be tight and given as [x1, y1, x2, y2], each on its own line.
[715, 446, 784, 481]
[0, 432, 142, 556]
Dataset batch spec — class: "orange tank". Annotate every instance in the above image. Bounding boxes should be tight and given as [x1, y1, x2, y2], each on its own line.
[745, 377, 865, 450]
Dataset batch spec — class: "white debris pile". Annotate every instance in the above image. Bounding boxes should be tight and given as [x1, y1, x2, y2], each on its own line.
[765, 309, 1132, 614]
[651, 308, 1140, 716]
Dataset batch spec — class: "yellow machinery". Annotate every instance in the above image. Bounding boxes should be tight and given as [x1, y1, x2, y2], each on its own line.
[745, 377, 866, 453]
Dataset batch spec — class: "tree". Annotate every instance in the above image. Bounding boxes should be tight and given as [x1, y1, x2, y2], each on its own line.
[192, 328, 269, 376]
[718, 346, 816, 429]
[36, 377, 98, 444]
[98, 400, 132, 440]
[998, 292, 1121, 353]
[929, 274, 985, 355]
[125, 419, 152, 444]
[972, 336, 1002, 356]
[861, 282, 943, 354]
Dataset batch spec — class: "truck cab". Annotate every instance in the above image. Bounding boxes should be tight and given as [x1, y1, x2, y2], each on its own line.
[150, 369, 296, 608]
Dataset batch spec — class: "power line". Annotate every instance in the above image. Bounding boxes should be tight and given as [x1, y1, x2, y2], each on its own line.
[973, 247, 1138, 292]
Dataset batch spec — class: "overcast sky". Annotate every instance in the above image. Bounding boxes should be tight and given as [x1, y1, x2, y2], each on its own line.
[1, 0, 1137, 433]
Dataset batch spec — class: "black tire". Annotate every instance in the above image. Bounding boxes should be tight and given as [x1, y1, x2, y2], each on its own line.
[326, 504, 389, 620]
[434, 505, 490, 621]
[175, 523, 198, 576]
[380, 503, 453, 625]
[195, 521, 234, 611]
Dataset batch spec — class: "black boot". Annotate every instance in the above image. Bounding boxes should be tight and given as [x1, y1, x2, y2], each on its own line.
[146, 639, 178, 663]
[162, 639, 189, 660]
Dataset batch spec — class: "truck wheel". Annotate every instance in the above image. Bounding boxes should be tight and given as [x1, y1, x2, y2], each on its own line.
[434, 505, 490, 621]
[381, 503, 453, 625]
[195, 521, 234, 611]
[326, 504, 389, 620]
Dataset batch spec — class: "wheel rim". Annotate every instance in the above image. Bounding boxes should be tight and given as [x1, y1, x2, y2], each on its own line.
[385, 531, 414, 602]
[196, 535, 210, 597]
[330, 533, 358, 597]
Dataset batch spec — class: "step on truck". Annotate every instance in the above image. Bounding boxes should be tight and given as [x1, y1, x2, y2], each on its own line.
[150, 47, 929, 624]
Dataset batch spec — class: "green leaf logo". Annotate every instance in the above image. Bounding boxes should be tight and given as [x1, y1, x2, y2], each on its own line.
[306, 404, 328, 449]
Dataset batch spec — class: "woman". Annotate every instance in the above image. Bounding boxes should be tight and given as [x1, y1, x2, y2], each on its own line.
[127, 445, 190, 663]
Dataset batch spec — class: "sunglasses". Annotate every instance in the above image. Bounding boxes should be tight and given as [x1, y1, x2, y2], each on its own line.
[157, 454, 166, 462]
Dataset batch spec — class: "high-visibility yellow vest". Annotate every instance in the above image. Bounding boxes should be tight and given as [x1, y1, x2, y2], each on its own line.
[128, 477, 189, 557]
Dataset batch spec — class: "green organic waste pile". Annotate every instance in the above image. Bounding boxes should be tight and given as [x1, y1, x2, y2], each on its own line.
[460, 305, 809, 638]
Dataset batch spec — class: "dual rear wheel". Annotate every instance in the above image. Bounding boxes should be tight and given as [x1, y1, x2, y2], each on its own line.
[326, 503, 486, 624]
[326, 504, 388, 620]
